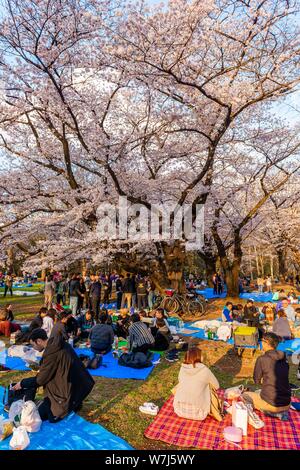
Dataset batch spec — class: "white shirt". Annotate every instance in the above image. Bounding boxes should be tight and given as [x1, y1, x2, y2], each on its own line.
[284, 305, 296, 322]
[42, 316, 54, 337]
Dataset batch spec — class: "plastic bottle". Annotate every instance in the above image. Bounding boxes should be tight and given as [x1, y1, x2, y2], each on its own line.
[113, 336, 118, 350]
[68, 335, 74, 347]
[179, 320, 184, 332]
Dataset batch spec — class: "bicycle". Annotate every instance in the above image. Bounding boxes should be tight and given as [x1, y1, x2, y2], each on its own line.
[159, 289, 207, 316]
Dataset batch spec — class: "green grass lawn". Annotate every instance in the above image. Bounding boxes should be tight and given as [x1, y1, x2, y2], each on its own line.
[0, 283, 44, 293]
[0, 293, 43, 319]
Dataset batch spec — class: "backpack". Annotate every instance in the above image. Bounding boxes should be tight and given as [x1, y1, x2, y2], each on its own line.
[118, 351, 153, 369]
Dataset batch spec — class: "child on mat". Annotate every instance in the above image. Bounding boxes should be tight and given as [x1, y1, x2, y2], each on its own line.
[272, 309, 293, 341]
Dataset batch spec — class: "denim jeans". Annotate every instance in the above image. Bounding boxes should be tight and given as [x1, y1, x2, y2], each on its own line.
[69, 296, 78, 317]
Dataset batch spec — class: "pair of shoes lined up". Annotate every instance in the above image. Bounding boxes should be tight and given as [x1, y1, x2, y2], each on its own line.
[165, 349, 180, 362]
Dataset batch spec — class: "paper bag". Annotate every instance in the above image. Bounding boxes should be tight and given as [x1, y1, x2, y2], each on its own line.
[232, 401, 248, 436]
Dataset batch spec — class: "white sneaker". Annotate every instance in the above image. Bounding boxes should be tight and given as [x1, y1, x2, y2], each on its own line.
[139, 403, 159, 416]
[245, 403, 265, 429]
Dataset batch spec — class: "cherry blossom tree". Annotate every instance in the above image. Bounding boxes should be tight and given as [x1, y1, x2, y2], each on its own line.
[0, 0, 299, 294]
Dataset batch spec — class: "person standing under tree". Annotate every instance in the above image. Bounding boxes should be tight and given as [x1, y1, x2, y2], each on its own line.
[90, 275, 102, 321]
[212, 273, 218, 296]
[216, 273, 223, 295]
[69, 274, 84, 317]
[116, 275, 124, 310]
[137, 277, 148, 310]
[44, 275, 56, 309]
[4, 273, 13, 297]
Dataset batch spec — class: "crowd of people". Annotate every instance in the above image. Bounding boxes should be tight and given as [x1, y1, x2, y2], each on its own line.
[221, 294, 300, 343]
[43, 272, 157, 318]
[0, 269, 299, 433]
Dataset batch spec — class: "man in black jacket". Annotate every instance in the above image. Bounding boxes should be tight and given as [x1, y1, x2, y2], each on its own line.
[90, 275, 102, 320]
[116, 275, 124, 310]
[11, 329, 94, 423]
[137, 277, 148, 310]
[121, 273, 133, 309]
[243, 332, 291, 419]
[69, 274, 84, 317]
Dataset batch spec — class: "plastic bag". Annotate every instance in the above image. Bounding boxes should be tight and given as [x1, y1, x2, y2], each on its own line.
[23, 350, 40, 368]
[9, 400, 24, 427]
[224, 385, 244, 400]
[20, 401, 42, 433]
[7, 345, 31, 358]
[232, 401, 248, 436]
[0, 415, 14, 441]
[9, 426, 30, 450]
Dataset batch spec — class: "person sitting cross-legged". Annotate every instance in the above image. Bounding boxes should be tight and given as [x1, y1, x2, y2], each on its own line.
[242, 332, 291, 420]
[9, 328, 94, 423]
[222, 302, 233, 322]
[77, 310, 96, 339]
[88, 312, 114, 354]
[272, 309, 293, 341]
[50, 310, 73, 342]
[152, 318, 171, 351]
[128, 313, 155, 353]
[0, 309, 21, 337]
[173, 348, 220, 421]
[114, 308, 131, 339]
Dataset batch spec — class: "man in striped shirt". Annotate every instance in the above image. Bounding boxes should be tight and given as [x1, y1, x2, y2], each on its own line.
[128, 313, 155, 353]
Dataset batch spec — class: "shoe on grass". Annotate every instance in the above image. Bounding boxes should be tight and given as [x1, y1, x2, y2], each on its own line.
[139, 403, 159, 415]
[166, 357, 179, 362]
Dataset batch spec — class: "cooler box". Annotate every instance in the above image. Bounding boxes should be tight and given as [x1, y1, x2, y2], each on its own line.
[233, 326, 258, 347]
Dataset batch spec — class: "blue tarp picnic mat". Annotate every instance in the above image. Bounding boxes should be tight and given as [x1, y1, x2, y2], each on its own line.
[0, 348, 160, 380]
[195, 288, 227, 299]
[75, 348, 160, 380]
[180, 322, 299, 353]
[195, 288, 278, 303]
[239, 292, 274, 303]
[0, 387, 133, 450]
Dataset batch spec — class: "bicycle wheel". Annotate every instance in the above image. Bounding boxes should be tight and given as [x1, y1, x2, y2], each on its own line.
[188, 300, 204, 316]
[161, 297, 180, 313]
[153, 295, 163, 309]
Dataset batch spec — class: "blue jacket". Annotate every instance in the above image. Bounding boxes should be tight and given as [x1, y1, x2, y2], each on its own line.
[89, 324, 114, 348]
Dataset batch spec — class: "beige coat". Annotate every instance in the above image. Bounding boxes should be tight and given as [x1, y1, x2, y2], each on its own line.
[174, 363, 219, 420]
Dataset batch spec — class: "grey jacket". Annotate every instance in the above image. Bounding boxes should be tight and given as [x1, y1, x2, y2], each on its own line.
[254, 350, 291, 407]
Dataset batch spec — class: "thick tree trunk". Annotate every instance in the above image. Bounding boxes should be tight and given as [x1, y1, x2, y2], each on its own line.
[153, 241, 186, 293]
[270, 255, 274, 279]
[219, 231, 242, 297]
[221, 258, 241, 297]
[205, 258, 216, 287]
[6, 248, 15, 274]
[197, 249, 217, 287]
[277, 249, 287, 277]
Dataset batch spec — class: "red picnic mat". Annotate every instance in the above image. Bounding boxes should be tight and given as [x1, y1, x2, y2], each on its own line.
[144, 395, 300, 450]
